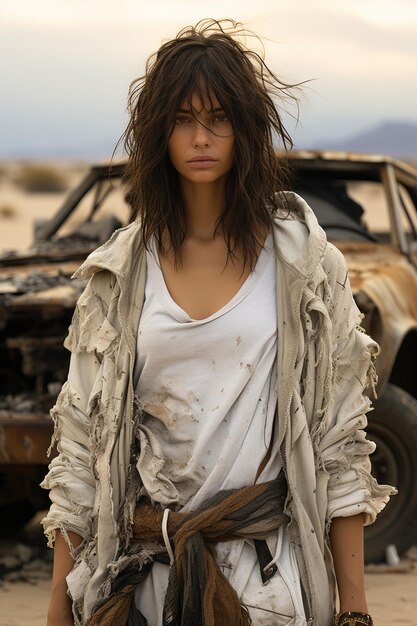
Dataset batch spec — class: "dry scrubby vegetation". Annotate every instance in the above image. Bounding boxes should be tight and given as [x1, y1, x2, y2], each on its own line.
[0, 204, 18, 219]
[16, 164, 69, 193]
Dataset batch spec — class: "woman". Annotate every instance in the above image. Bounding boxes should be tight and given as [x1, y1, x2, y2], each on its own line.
[43, 19, 394, 626]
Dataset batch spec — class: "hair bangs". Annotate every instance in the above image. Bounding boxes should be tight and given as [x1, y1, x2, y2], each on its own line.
[162, 52, 232, 137]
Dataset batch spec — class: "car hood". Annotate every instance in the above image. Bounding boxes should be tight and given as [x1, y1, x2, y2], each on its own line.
[0, 240, 97, 268]
[0, 256, 86, 315]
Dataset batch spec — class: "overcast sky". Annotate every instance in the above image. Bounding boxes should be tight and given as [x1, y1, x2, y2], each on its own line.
[1, 0, 416, 158]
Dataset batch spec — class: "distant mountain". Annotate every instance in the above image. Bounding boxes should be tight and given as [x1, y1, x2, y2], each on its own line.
[310, 120, 417, 157]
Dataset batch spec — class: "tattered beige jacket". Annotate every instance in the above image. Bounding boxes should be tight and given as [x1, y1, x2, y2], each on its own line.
[41, 193, 394, 625]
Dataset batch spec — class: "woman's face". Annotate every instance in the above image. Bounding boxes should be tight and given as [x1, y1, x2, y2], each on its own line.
[167, 91, 234, 187]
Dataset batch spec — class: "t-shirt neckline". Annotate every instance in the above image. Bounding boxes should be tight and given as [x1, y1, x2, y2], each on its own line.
[147, 232, 273, 324]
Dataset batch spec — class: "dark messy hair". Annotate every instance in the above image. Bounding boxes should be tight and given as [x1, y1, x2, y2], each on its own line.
[121, 18, 300, 269]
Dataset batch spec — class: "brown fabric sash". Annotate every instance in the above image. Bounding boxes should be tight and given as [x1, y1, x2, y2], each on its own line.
[88, 471, 288, 626]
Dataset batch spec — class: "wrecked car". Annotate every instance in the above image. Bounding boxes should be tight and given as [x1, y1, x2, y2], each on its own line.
[0, 152, 416, 563]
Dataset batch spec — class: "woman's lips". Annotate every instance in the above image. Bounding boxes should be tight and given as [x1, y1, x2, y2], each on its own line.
[187, 156, 218, 168]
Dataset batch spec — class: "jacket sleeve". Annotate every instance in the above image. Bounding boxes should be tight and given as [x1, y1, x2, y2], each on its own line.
[318, 243, 396, 526]
[40, 270, 116, 554]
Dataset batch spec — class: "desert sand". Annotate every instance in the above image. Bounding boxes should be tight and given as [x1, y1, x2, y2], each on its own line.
[0, 161, 90, 252]
[0, 542, 416, 626]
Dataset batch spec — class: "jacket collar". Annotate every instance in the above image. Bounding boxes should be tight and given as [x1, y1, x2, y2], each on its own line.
[72, 220, 144, 280]
[72, 192, 326, 282]
[272, 192, 327, 280]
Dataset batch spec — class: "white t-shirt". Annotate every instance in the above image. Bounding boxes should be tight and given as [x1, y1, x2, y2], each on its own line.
[134, 232, 279, 505]
[133, 233, 306, 625]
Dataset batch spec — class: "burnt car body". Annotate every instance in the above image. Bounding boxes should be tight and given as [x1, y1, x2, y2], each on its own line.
[1, 151, 416, 562]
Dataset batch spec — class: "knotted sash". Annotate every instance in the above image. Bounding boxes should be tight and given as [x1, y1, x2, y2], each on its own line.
[88, 470, 288, 626]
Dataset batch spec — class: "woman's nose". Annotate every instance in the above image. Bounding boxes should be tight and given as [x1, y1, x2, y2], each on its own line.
[192, 120, 211, 147]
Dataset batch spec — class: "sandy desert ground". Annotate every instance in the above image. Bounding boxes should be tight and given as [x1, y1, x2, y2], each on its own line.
[0, 161, 91, 252]
[1, 160, 417, 625]
[1, 565, 417, 626]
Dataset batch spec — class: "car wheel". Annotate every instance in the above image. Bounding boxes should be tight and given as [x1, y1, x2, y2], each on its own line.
[364, 383, 417, 563]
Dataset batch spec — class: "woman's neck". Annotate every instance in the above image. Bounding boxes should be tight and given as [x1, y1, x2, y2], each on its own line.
[179, 178, 226, 241]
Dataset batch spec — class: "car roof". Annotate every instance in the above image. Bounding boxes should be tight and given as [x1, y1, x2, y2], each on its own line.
[282, 150, 417, 179]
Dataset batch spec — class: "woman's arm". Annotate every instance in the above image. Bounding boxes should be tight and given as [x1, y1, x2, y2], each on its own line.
[319, 244, 395, 526]
[46, 529, 83, 626]
[42, 273, 116, 620]
[329, 514, 368, 614]
[317, 244, 395, 622]
[41, 272, 114, 547]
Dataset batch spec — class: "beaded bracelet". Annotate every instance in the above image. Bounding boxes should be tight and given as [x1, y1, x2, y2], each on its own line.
[333, 611, 374, 626]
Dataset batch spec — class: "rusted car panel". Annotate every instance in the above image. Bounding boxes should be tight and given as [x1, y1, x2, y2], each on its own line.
[0, 416, 53, 464]
[338, 243, 417, 391]
[0, 261, 86, 446]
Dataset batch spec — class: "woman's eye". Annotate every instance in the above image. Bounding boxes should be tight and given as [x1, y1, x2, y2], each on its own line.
[214, 114, 228, 123]
[175, 115, 191, 124]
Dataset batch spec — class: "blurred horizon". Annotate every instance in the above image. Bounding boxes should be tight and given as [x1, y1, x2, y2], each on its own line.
[1, 0, 417, 159]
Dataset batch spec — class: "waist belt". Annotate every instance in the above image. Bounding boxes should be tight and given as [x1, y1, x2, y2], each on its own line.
[88, 469, 289, 626]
